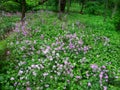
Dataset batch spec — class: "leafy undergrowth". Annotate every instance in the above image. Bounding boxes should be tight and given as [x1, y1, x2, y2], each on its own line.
[0, 14, 20, 64]
[0, 11, 120, 90]
[0, 14, 20, 40]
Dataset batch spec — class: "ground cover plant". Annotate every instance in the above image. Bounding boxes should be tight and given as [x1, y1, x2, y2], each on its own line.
[0, 12, 20, 63]
[0, 10, 120, 90]
[0, 14, 20, 40]
[0, 13, 20, 70]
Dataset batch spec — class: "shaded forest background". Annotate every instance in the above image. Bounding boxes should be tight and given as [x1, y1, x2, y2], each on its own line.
[0, 0, 120, 27]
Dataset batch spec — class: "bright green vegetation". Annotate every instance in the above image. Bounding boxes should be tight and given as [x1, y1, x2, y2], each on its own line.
[0, 40, 7, 56]
[0, 11, 120, 90]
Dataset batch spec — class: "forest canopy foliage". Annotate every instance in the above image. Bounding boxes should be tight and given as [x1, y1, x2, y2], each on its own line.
[0, 0, 120, 31]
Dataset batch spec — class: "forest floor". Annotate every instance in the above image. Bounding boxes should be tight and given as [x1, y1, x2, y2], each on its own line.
[0, 11, 120, 90]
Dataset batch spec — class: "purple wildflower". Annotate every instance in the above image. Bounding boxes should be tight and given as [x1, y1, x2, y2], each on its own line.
[76, 76, 81, 79]
[69, 42, 74, 49]
[18, 70, 23, 75]
[40, 34, 44, 39]
[43, 46, 50, 54]
[78, 39, 83, 45]
[26, 87, 31, 90]
[83, 46, 89, 53]
[102, 65, 106, 69]
[14, 82, 17, 86]
[91, 64, 98, 69]
[72, 33, 77, 38]
[99, 71, 104, 79]
[43, 72, 48, 77]
[103, 86, 107, 90]
[22, 30, 28, 36]
[88, 82, 91, 86]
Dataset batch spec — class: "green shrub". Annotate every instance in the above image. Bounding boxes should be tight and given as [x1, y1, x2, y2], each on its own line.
[0, 1, 21, 12]
[84, 1, 104, 15]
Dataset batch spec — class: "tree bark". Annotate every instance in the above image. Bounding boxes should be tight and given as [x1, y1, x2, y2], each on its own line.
[60, 0, 66, 12]
[21, 0, 26, 22]
[38, 0, 48, 5]
[80, 3, 84, 14]
[104, 0, 108, 22]
[67, 0, 71, 12]
[111, 3, 117, 18]
[58, 0, 62, 20]
[79, 0, 86, 14]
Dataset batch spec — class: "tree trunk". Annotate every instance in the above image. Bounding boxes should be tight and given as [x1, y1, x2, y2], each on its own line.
[111, 3, 117, 18]
[104, 0, 108, 22]
[60, 0, 66, 12]
[80, 3, 84, 14]
[21, 0, 26, 23]
[59, 0, 61, 12]
[58, 0, 62, 20]
[79, 0, 86, 14]
[67, 0, 71, 12]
